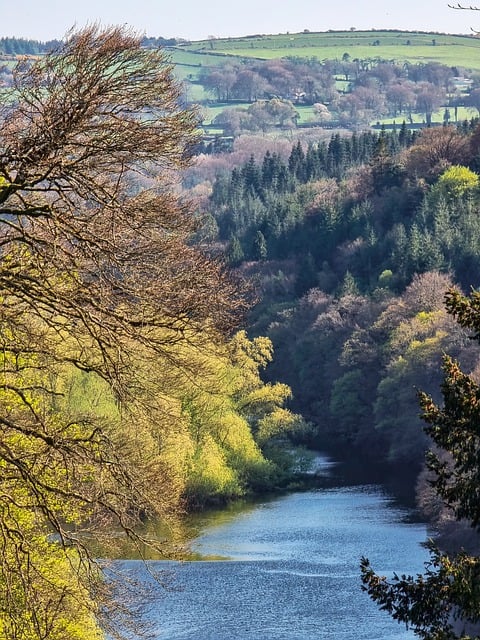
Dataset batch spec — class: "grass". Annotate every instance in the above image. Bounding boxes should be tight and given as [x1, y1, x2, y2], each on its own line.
[173, 30, 480, 71]
[198, 102, 249, 124]
[169, 30, 480, 135]
[376, 105, 479, 126]
[196, 102, 318, 127]
[168, 49, 236, 70]
[294, 105, 318, 124]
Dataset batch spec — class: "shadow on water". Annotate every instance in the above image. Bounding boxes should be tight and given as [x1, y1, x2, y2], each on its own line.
[310, 451, 422, 514]
[98, 452, 424, 564]
[107, 451, 431, 640]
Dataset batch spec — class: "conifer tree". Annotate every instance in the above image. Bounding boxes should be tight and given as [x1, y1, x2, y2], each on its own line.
[361, 287, 480, 640]
[253, 230, 268, 261]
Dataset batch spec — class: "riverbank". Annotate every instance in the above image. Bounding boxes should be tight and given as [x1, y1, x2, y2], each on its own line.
[113, 456, 430, 639]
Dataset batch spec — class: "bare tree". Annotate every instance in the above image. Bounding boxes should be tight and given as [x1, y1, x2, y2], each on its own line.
[449, 2, 480, 32]
[0, 25, 247, 638]
[402, 125, 470, 179]
[448, 2, 480, 10]
[414, 81, 446, 125]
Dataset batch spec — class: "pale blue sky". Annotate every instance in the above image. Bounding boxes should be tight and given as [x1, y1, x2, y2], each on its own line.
[1, 0, 477, 41]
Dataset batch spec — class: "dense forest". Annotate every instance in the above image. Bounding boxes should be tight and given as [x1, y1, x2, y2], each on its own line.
[185, 120, 480, 478]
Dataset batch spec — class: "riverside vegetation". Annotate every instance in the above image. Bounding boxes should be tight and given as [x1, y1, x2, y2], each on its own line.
[3, 24, 480, 640]
[0, 27, 307, 639]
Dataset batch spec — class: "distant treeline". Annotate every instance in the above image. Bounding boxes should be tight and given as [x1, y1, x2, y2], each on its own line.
[0, 37, 61, 55]
[0, 36, 181, 56]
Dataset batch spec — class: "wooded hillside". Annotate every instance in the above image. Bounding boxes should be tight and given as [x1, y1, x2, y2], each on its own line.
[187, 120, 480, 475]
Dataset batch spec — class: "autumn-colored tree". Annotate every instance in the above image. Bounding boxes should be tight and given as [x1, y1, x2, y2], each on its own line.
[403, 126, 470, 180]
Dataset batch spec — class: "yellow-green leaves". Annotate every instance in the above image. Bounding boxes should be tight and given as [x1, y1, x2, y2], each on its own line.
[148, 329, 302, 505]
[0, 174, 11, 201]
[436, 164, 479, 198]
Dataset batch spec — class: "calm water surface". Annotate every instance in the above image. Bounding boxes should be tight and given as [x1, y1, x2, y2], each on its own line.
[117, 457, 430, 639]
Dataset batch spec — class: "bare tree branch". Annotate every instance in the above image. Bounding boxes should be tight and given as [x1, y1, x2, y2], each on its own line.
[448, 3, 480, 9]
[0, 24, 249, 639]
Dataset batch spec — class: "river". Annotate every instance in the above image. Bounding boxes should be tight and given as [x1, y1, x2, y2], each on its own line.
[112, 456, 430, 639]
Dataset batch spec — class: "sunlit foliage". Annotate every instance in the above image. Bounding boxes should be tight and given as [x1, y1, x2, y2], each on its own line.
[0, 24, 292, 639]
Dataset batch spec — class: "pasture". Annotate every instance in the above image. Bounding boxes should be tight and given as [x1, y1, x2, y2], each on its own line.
[167, 30, 480, 135]
[173, 30, 480, 71]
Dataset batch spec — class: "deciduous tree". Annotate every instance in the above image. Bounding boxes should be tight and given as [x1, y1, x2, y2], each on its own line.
[0, 25, 246, 638]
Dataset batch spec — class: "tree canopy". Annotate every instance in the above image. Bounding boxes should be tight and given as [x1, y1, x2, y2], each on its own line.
[0, 25, 257, 638]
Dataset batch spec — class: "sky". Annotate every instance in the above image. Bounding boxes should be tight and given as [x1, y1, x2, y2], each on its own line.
[1, 0, 477, 42]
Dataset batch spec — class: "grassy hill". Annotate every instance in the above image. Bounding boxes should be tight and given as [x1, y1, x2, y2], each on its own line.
[167, 30, 480, 134]
[169, 30, 480, 73]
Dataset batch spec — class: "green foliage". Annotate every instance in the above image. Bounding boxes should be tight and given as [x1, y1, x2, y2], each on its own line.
[339, 270, 360, 297]
[0, 340, 106, 638]
[208, 130, 419, 273]
[184, 434, 242, 503]
[422, 356, 480, 527]
[445, 287, 480, 340]
[330, 370, 373, 444]
[152, 329, 305, 507]
[374, 351, 431, 463]
[229, 330, 305, 447]
[226, 234, 245, 265]
[204, 123, 480, 297]
[362, 287, 480, 639]
[260, 270, 480, 465]
[201, 120, 480, 473]
[0, 37, 60, 55]
[252, 230, 268, 261]
[361, 543, 480, 640]
[378, 269, 393, 285]
[0, 508, 102, 640]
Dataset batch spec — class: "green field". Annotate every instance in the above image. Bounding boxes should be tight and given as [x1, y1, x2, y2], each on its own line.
[172, 30, 480, 71]
[198, 102, 249, 124]
[197, 102, 317, 125]
[166, 30, 480, 135]
[376, 105, 478, 126]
